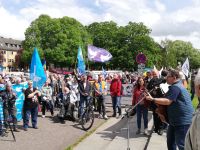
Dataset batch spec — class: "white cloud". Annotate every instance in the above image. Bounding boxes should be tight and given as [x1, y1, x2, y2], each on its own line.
[0, 0, 200, 49]
[154, 0, 166, 12]
[95, 0, 100, 7]
[0, 6, 29, 40]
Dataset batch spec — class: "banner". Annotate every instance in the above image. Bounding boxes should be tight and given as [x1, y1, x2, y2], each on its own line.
[106, 83, 133, 97]
[0, 82, 28, 121]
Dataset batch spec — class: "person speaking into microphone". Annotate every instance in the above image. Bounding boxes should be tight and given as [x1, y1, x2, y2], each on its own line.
[146, 69, 194, 150]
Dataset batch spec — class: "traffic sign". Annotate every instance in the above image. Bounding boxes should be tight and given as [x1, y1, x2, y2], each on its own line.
[136, 52, 147, 64]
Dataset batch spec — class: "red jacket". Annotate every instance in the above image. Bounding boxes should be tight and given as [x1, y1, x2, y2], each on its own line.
[132, 87, 150, 107]
[110, 78, 121, 96]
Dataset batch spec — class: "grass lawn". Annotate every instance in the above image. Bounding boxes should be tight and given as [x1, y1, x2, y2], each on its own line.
[192, 96, 199, 109]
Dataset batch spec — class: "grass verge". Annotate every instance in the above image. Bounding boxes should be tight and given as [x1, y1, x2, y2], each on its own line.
[65, 119, 107, 150]
[192, 96, 199, 109]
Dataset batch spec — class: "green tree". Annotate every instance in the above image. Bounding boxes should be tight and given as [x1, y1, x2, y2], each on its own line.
[86, 21, 118, 70]
[161, 39, 200, 69]
[22, 14, 92, 69]
[87, 21, 162, 70]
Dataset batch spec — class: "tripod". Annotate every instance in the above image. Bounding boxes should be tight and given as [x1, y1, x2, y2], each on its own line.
[0, 117, 16, 142]
[7, 118, 16, 142]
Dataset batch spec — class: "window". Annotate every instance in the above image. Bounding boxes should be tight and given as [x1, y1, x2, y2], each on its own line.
[5, 43, 9, 47]
[11, 51, 14, 55]
[3, 59, 6, 62]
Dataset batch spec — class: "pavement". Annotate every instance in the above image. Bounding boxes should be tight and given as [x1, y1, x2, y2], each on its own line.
[0, 96, 130, 150]
[74, 111, 168, 150]
[0, 96, 168, 150]
[0, 110, 109, 150]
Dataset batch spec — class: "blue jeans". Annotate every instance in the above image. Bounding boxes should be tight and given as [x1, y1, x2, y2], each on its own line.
[136, 104, 148, 129]
[0, 117, 2, 134]
[167, 124, 190, 150]
[112, 96, 121, 115]
[23, 107, 38, 128]
[79, 96, 89, 117]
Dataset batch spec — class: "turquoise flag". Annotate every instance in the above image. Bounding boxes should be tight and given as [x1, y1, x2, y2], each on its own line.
[77, 46, 86, 75]
[30, 48, 47, 89]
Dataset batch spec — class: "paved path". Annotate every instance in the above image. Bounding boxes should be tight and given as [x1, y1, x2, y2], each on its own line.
[74, 111, 168, 150]
[0, 96, 168, 150]
[0, 96, 132, 150]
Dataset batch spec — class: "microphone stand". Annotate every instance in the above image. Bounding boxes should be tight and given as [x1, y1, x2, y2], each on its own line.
[121, 88, 153, 150]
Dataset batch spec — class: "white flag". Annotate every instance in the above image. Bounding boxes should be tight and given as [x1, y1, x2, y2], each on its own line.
[159, 67, 163, 77]
[182, 58, 189, 77]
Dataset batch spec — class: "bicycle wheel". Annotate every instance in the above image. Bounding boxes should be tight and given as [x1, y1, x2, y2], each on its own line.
[81, 109, 94, 131]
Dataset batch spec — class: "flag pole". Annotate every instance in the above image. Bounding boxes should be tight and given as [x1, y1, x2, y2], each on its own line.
[87, 56, 89, 71]
[85, 45, 89, 71]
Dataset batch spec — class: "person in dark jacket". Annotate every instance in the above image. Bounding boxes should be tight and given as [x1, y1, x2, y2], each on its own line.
[78, 74, 92, 117]
[23, 81, 41, 131]
[1, 82, 20, 132]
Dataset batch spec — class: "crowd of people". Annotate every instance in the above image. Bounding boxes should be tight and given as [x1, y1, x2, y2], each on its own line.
[131, 68, 200, 150]
[0, 68, 200, 150]
[0, 70, 125, 136]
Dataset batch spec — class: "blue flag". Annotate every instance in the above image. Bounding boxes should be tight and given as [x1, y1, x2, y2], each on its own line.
[30, 48, 47, 89]
[0, 65, 3, 72]
[102, 66, 107, 78]
[77, 46, 86, 75]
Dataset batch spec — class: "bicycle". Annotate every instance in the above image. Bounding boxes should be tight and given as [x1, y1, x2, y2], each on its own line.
[80, 96, 95, 131]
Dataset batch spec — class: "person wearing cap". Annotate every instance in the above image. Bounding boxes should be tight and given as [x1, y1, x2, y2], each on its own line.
[23, 81, 41, 131]
[0, 82, 20, 132]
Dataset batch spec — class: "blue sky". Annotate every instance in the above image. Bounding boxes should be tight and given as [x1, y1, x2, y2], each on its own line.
[0, 0, 200, 48]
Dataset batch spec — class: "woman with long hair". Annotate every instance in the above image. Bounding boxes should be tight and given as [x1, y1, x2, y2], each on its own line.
[132, 77, 149, 135]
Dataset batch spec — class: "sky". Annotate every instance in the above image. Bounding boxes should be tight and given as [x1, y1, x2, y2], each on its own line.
[1, 0, 200, 49]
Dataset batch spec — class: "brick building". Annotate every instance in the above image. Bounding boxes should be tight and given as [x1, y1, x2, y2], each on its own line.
[0, 36, 22, 71]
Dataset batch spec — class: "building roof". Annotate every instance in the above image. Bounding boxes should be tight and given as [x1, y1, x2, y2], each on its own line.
[0, 36, 22, 51]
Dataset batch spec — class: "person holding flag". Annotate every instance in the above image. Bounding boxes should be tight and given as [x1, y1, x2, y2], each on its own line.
[23, 48, 45, 131]
[23, 81, 41, 131]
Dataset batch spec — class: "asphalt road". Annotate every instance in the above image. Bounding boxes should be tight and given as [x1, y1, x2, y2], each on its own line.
[0, 96, 132, 150]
